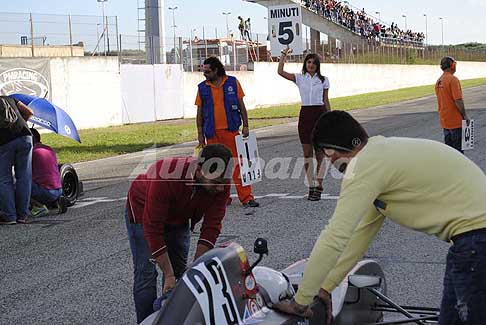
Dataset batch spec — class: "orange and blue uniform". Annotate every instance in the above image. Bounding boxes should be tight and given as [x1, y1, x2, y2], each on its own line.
[195, 76, 254, 204]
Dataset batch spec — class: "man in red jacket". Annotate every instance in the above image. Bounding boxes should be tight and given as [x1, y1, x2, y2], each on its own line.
[125, 144, 232, 323]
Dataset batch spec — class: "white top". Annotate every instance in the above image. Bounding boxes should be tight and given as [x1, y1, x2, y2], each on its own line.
[294, 72, 330, 106]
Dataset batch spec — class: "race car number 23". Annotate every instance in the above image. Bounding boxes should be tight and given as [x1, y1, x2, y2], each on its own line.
[183, 257, 243, 325]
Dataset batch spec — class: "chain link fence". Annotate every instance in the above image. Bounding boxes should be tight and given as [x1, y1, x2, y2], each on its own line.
[120, 30, 486, 70]
[2, 12, 483, 67]
[0, 12, 119, 56]
[120, 32, 274, 70]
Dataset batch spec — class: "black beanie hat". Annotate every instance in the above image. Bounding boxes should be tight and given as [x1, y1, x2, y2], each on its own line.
[312, 110, 369, 152]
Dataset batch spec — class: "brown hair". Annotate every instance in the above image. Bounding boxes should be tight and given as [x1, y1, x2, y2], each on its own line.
[302, 53, 325, 82]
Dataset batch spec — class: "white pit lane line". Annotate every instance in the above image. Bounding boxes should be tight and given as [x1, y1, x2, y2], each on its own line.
[71, 193, 338, 209]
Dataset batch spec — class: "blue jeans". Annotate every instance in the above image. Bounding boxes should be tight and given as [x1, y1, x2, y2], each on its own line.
[439, 231, 486, 324]
[444, 128, 463, 154]
[124, 208, 190, 324]
[31, 182, 62, 204]
[0, 136, 33, 221]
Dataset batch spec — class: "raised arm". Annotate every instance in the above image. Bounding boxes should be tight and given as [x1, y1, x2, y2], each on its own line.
[277, 47, 296, 82]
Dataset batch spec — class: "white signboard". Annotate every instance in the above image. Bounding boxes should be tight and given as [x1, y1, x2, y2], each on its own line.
[462, 119, 474, 151]
[268, 4, 303, 57]
[235, 133, 262, 186]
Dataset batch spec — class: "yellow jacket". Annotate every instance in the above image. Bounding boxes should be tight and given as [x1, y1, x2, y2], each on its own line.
[295, 136, 486, 305]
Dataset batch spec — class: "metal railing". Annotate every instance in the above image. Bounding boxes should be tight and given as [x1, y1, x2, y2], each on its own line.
[0, 12, 119, 57]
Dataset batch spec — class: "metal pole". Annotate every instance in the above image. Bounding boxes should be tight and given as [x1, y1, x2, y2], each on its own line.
[118, 34, 122, 64]
[190, 29, 194, 72]
[115, 15, 119, 55]
[233, 40, 237, 71]
[169, 6, 178, 64]
[222, 12, 231, 37]
[69, 15, 74, 57]
[424, 14, 428, 46]
[256, 34, 260, 62]
[203, 26, 208, 58]
[30, 13, 34, 57]
[106, 15, 110, 53]
[306, 26, 309, 52]
[439, 17, 444, 47]
[102, 1, 106, 55]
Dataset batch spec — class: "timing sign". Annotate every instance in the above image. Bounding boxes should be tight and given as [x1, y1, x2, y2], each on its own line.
[268, 4, 303, 56]
[235, 133, 262, 186]
[462, 119, 474, 150]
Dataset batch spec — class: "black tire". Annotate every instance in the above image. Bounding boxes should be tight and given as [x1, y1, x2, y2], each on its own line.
[59, 164, 80, 207]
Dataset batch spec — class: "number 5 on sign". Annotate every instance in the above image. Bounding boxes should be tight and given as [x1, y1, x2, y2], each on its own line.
[462, 119, 474, 151]
[269, 4, 303, 57]
[235, 133, 262, 186]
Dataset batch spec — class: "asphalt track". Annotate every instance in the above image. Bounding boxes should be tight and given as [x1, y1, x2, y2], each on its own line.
[1, 86, 485, 324]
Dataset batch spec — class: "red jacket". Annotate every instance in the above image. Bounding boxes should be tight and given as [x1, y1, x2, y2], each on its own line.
[127, 157, 229, 258]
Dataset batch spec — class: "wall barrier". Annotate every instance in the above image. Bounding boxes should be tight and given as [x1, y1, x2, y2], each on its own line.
[2, 57, 485, 129]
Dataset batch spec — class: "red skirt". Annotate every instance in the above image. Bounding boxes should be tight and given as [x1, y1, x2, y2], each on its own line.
[298, 105, 326, 144]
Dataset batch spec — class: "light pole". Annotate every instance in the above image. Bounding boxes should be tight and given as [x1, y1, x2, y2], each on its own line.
[168, 6, 178, 64]
[439, 17, 444, 47]
[97, 0, 108, 56]
[402, 14, 407, 31]
[375, 11, 381, 22]
[189, 28, 196, 72]
[222, 11, 231, 37]
[423, 14, 428, 45]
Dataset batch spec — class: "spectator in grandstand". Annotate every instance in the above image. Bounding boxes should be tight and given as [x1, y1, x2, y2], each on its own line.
[300, 0, 424, 45]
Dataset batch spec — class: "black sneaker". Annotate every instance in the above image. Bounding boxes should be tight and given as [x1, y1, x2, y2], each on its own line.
[0, 213, 16, 225]
[307, 187, 322, 201]
[243, 199, 260, 208]
[57, 196, 68, 214]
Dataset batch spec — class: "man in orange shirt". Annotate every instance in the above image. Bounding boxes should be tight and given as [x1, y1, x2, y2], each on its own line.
[195, 57, 259, 208]
[435, 56, 469, 153]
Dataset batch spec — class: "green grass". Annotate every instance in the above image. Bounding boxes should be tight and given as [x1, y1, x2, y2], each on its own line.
[247, 77, 486, 119]
[46, 118, 287, 163]
[45, 77, 486, 163]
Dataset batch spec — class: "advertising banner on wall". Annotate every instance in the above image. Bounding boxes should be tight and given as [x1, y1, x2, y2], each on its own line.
[0, 59, 51, 100]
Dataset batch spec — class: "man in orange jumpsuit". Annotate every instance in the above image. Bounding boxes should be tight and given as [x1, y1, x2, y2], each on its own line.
[195, 57, 259, 208]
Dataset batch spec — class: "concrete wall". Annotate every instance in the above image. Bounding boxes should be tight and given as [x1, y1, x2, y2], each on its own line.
[178, 61, 486, 118]
[121, 64, 184, 124]
[49, 57, 122, 129]
[29, 58, 486, 130]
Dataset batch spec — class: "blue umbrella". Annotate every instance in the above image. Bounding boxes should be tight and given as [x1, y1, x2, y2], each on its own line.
[11, 93, 81, 143]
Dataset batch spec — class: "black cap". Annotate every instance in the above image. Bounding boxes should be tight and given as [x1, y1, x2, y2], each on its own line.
[312, 111, 368, 152]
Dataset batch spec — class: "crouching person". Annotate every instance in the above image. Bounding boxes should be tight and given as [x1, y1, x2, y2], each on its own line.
[30, 128, 67, 217]
[125, 144, 232, 323]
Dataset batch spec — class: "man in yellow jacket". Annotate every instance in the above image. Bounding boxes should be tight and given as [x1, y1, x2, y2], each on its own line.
[275, 111, 486, 324]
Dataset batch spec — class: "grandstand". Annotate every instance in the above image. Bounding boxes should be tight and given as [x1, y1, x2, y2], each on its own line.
[248, 0, 425, 51]
[301, 0, 425, 47]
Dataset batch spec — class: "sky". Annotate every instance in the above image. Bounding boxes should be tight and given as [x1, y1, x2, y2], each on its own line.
[2, 0, 486, 46]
